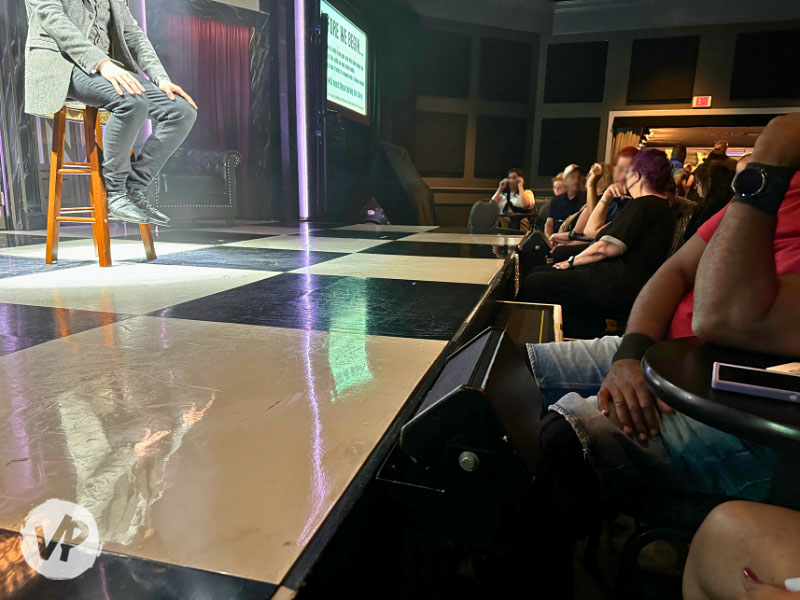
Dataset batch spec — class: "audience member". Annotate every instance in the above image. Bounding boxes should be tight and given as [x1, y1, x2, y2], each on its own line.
[684, 161, 734, 239]
[552, 173, 566, 197]
[583, 147, 639, 238]
[523, 113, 800, 598]
[520, 149, 676, 338]
[548, 148, 639, 262]
[683, 501, 800, 600]
[492, 168, 536, 230]
[670, 143, 687, 174]
[706, 139, 739, 172]
[545, 164, 586, 237]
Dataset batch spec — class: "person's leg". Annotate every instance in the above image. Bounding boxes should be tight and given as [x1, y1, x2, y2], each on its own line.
[527, 336, 621, 408]
[126, 74, 197, 192]
[519, 267, 608, 338]
[68, 67, 150, 195]
[683, 501, 800, 600]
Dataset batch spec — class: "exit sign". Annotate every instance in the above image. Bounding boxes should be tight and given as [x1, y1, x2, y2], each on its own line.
[692, 95, 713, 108]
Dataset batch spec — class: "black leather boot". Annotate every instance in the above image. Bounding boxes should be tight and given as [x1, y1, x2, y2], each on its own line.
[129, 189, 171, 227]
[107, 192, 150, 224]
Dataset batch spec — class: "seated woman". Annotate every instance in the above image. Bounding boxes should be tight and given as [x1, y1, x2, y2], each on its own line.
[492, 168, 536, 230]
[519, 149, 676, 338]
[549, 147, 639, 262]
[684, 161, 736, 240]
[683, 501, 800, 600]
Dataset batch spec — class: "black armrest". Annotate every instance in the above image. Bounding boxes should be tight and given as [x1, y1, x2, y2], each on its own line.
[185, 149, 242, 180]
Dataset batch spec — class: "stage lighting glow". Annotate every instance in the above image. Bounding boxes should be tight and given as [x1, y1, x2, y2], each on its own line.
[0, 122, 9, 217]
[295, 0, 310, 220]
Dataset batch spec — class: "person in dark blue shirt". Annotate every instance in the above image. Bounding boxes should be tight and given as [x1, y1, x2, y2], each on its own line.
[546, 164, 586, 237]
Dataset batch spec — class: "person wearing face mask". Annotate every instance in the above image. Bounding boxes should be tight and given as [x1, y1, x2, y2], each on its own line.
[519, 149, 676, 338]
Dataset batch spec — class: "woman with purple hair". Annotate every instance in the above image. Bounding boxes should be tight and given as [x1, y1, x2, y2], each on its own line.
[519, 148, 676, 338]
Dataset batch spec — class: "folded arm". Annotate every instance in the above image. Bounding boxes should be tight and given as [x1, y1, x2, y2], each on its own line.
[570, 239, 622, 267]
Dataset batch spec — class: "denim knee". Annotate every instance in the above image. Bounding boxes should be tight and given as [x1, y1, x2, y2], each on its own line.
[115, 92, 149, 121]
[168, 98, 197, 130]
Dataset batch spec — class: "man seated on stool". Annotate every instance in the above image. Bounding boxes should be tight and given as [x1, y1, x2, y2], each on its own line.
[24, 0, 198, 225]
[525, 113, 800, 595]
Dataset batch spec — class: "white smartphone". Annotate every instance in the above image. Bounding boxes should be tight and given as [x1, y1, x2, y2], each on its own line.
[712, 362, 800, 403]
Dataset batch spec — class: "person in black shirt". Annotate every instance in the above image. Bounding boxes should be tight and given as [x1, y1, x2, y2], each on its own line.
[545, 164, 586, 237]
[519, 149, 676, 338]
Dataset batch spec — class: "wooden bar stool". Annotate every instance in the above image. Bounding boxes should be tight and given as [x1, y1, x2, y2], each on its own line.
[46, 104, 156, 267]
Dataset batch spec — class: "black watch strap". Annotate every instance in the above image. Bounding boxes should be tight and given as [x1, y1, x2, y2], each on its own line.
[734, 163, 796, 216]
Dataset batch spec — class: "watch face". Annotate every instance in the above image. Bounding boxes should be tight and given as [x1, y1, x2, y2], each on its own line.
[733, 168, 767, 198]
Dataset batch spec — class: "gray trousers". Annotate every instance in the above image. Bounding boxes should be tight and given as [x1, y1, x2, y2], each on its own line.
[68, 67, 197, 193]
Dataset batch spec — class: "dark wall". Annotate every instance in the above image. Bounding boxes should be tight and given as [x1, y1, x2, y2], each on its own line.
[319, 0, 425, 222]
[410, 18, 540, 226]
[530, 19, 800, 188]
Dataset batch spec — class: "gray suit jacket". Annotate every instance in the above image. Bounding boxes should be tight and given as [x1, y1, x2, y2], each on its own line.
[24, 0, 169, 116]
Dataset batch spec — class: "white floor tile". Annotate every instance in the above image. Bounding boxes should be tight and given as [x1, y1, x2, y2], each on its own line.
[0, 263, 277, 314]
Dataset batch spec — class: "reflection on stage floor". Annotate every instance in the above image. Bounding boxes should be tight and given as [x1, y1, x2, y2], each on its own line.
[0, 221, 520, 597]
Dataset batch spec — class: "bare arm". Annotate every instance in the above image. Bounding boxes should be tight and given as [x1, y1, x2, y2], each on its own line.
[545, 217, 554, 238]
[598, 235, 707, 439]
[626, 234, 705, 339]
[517, 187, 535, 209]
[693, 113, 800, 356]
[491, 180, 507, 204]
[585, 184, 626, 238]
[570, 239, 623, 267]
[585, 164, 602, 214]
[693, 202, 800, 355]
[571, 206, 590, 235]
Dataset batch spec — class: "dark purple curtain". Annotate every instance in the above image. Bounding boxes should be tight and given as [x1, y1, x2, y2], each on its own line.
[162, 15, 251, 163]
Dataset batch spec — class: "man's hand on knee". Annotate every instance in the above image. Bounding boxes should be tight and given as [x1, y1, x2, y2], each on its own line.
[158, 81, 198, 110]
[597, 359, 674, 441]
[99, 59, 146, 96]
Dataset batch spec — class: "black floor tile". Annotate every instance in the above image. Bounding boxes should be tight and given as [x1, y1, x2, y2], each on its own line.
[361, 241, 514, 259]
[0, 303, 130, 357]
[288, 230, 413, 241]
[0, 255, 90, 279]
[124, 230, 277, 245]
[0, 528, 277, 600]
[152, 273, 485, 340]
[149, 246, 347, 271]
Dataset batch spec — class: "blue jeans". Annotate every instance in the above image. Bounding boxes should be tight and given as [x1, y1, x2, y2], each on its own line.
[527, 337, 775, 501]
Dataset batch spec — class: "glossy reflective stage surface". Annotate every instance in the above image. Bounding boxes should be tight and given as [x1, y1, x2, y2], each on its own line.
[0, 222, 511, 596]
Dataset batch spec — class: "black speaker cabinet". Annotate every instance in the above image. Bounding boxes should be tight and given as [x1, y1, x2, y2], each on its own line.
[517, 231, 551, 279]
[399, 327, 542, 486]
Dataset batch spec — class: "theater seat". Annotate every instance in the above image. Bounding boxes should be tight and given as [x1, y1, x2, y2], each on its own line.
[468, 200, 499, 228]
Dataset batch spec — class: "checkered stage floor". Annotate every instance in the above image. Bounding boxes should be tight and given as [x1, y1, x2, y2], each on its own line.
[0, 221, 521, 595]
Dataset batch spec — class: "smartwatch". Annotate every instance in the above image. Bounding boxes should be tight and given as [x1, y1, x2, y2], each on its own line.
[731, 163, 796, 216]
